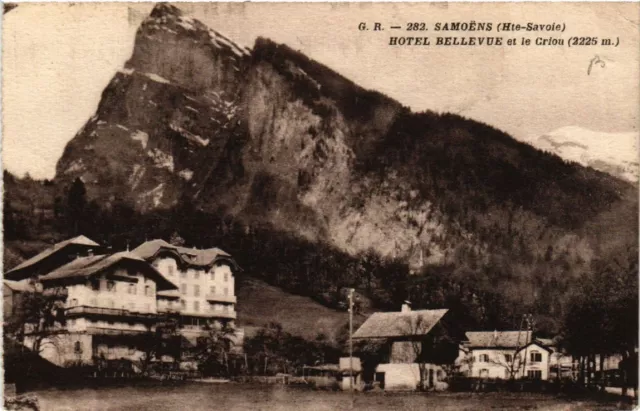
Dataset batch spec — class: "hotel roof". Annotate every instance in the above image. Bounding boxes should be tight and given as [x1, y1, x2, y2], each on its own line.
[38, 251, 178, 291]
[6, 235, 100, 276]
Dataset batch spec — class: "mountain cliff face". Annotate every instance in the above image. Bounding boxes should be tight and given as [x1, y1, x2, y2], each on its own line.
[56, 3, 637, 276]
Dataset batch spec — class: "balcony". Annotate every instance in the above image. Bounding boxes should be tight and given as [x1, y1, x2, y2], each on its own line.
[66, 305, 159, 321]
[205, 293, 237, 304]
[213, 310, 237, 320]
[85, 326, 150, 336]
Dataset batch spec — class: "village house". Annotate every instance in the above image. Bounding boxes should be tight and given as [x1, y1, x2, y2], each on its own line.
[130, 239, 242, 346]
[461, 331, 552, 380]
[352, 305, 459, 391]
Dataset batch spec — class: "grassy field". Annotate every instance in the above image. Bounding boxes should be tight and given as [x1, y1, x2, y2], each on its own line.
[29, 383, 634, 411]
[236, 277, 352, 341]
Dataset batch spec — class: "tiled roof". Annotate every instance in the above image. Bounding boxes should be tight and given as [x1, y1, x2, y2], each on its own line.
[6, 235, 100, 274]
[38, 252, 178, 291]
[352, 309, 448, 339]
[131, 239, 236, 268]
[465, 331, 532, 348]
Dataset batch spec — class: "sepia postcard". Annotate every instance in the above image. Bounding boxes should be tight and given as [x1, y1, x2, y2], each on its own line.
[1, 2, 638, 410]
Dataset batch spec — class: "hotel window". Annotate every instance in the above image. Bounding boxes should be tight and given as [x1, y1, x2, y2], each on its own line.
[210, 271, 215, 281]
[530, 351, 542, 363]
[527, 370, 542, 380]
[224, 272, 229, 282]
[69, 298, 78, 307]
[479, 369, 489, 378]
[180, 271, 186, 279]
[223, 305, 228, 312]
[478, 354, 489, 363]
[181, 284, 187, 295]
[107, 280, 116, 292]
[128, 283, 136, 295]
[504, 354, 513, 363]
[194, 301, 200, 312]
[210, 286, 216, 295]
[91, 280, 100, 291]
[180, 299, 186, 310]
[168, 264, 174, 276]
[145, 285, 151, 297]
[194, 285, 200, 297]
[194, 271, 200, 279]
[224, 288, 229, 296]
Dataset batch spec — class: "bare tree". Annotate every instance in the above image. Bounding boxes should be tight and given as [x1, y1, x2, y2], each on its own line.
[488, 350, 524, 380]
[396, 314, 433, 391]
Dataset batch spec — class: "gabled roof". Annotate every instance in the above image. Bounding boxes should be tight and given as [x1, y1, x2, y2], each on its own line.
[3, 279, 35, 292]
[464, 331, 532, 349]
[6, 235, 100, 275]
[352, 309, 448, 339]
[38, 252, 178, 291]
[131, 239, 238, 269]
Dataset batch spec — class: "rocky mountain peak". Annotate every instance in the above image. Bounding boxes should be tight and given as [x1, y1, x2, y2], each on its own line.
[55, 3, 637, 276]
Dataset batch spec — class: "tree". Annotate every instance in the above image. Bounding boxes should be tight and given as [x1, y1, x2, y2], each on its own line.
[195, 322, 237, 376]
[488, 349, 524, 380]
[169, 231, 186, 247]
[66, 177, 87, 235]
[5, 283, 67, 356]
[138, 314, 181, 376]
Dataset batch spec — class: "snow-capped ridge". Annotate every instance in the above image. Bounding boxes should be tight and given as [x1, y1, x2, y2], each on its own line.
[531, 125, 638, 182]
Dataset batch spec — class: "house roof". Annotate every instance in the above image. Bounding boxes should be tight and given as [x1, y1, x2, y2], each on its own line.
[38, 252, 178, 291]
[352, 309, 448, 339]
[464, 331, 532, 349]
[535, 337, 554, 348]
[6, 235, 100, 275]
[3, 279, 35, 292]
[131, 239, 238, 269]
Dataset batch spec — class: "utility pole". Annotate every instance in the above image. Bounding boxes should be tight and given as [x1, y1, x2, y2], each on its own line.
[348, 288, 355, 392]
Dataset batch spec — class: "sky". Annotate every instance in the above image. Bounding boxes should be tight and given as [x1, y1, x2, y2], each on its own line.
[2, 2, 639, 179]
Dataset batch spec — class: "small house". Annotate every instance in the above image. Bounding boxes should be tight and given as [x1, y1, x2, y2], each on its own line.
[462, 331, 552, 380]
[352, 304, 458, 391]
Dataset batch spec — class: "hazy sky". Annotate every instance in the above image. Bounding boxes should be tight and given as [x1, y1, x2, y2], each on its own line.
[2, 2, 638, 179]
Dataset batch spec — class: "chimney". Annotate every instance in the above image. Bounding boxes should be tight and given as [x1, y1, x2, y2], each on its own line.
[401, 301, 411, 313]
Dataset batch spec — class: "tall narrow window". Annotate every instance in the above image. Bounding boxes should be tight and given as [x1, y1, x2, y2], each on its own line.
[180, 299, 186, 310]
[181, 284, 187, 295]
[530, 351, 542, 363]
[210, 286, 216, 295]
[194, 285, 200, 297]
[168, 264, 174, 276]
[224, 288, 229, 296]
[194, 301, 200, 312]
[194, 271, 200, 280]
[224, 272, 229, 282]
[145, 285, 151, 297]
[129, 283, 136, 295]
